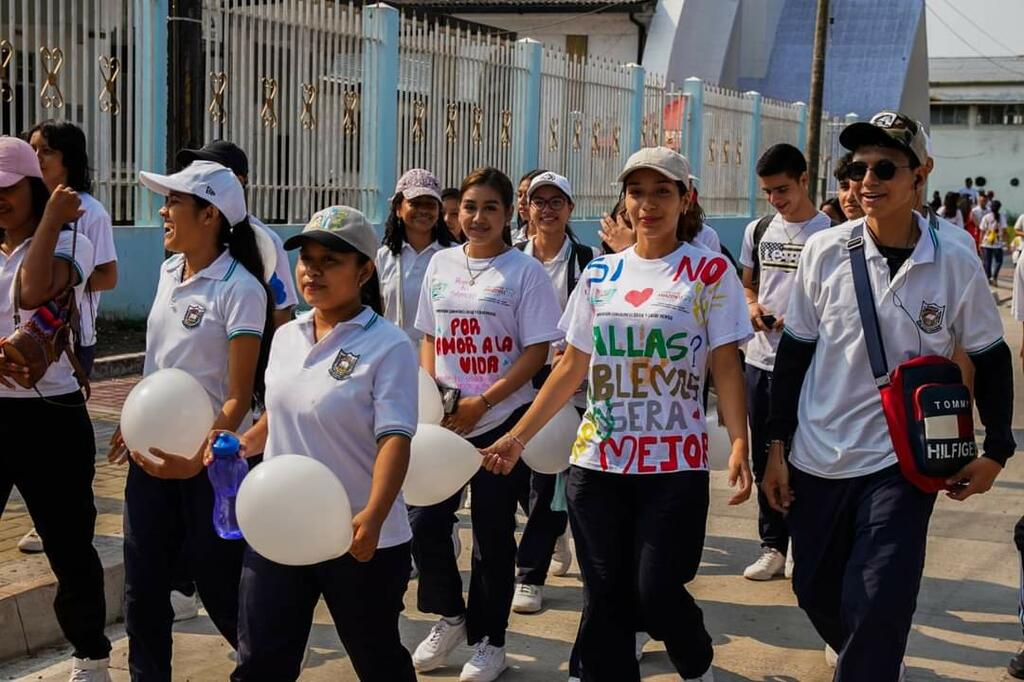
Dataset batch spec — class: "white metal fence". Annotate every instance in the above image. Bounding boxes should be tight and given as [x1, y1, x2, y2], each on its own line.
[700, 83, 754, 217]
[755, 95, 805, 214]
[538, 47, 635, 219]
[201, 0, 369, 224]
[396, 13, 527, 196]
[642, 74, 687, 157]
[0, 0, 143, 223]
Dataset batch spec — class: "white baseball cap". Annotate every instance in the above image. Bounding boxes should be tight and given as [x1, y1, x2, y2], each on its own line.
[527, 171, 574, 202]
[618, 147, 692, 187]
[139, 160, 248, 226]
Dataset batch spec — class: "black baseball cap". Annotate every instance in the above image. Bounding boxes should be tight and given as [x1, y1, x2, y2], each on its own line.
[177, 140, 249, 177]
[839, 111, 927, 167]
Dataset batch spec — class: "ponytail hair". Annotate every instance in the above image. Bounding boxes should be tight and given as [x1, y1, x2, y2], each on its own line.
[992, 200, 1002, 225]
[197, 197, 275, 406]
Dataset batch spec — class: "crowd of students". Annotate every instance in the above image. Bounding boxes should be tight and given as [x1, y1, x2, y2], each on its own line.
[0, 108, 1018, 682]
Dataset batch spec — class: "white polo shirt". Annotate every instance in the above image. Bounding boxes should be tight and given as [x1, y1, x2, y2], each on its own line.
[925, 210, 978, 253]
[143, 250, 267, 414]
[739, 212, 832, 370]
[0, 229, 94, 397]
[250, 215, 299, 311]
[376, 240, 445, 343]
[784, 214, 1004, 479]
[415, 246, 562, 438]
[76, 192, 117, 347]
[263, 307, 416, 549]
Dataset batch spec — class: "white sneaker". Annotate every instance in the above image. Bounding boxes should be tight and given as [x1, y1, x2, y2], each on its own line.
[784, 539, 794, 579]
[743, 548, 785, 581]
[635, 631, 651, 662]
[18, 528, 43, 553]
[550, 532, 572, 576]
[464, 486, 472, 509]
[453, 526, 462, 558]
[459, 637, 507, 682]
[413, 616, 466, 672]
[410, 557, 420, 579]
[170, 589, 199, 621]
[511, 584, 543, 613]
[825, 644, 838, 667]
[684, 666, 715, 681]
[898, 662, 906, 681]
[69, 657, 111, 682]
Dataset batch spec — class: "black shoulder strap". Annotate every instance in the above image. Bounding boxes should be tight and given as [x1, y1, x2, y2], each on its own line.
[514, 241, 528, 252]
[750, 213, 775, 284]
[847, 223, 890, 387]
[567, 242, 594, 295]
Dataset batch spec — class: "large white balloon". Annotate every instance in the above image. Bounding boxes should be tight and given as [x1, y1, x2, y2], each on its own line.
[418, 368, 444, 425]
[120, 369, 215, 460]
[704, 407, 732, 471]
[252, 224, 278, 282]
[236, 454, 353, 566]
[521, 404, 581, 474]
[404, 424, 480, 506]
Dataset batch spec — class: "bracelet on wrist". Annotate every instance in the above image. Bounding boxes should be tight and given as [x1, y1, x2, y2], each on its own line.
[509, 434, 527, 450]
[480, 393, 494, 410]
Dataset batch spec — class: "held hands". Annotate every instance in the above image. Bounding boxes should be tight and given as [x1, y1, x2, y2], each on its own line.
[727, 442, 754, 506]
[598, 211, 636, 253]
[761, 443, 793, 514]
[349, 510, 384, 562]
[42, 185, 84, 227]
[480, 434, 524, 475]
[442, 396, 488, 436]
[945, 456, 1003, 501]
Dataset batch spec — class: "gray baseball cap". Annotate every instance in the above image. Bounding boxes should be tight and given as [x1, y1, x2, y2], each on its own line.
[840, 110, 928, 166]
[618, 146, 693, 186]
[284, 206, 380, 261]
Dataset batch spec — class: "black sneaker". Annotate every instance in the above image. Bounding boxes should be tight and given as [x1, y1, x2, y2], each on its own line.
[1009, 647, 1024, 679]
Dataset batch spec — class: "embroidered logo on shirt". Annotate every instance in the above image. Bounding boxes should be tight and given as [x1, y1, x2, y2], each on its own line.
[329, 348, 360, 381]
[917, 301, 945, 334]
[182, 304, 206, 329]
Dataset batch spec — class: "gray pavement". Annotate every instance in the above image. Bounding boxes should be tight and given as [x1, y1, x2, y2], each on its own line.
[2, 284, 1023, 681]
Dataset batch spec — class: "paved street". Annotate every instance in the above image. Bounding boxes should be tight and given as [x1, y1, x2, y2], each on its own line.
[0, 285, 1022, 681]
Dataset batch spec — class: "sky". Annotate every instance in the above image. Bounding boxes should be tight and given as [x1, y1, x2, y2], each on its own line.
[925, 0, 1023, 58]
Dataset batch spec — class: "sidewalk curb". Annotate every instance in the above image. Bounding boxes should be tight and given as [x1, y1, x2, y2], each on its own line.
[92, 352, 145, 380]
[0, 536, 124, 662]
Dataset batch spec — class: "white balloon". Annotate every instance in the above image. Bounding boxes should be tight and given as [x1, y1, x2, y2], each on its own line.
[120, 369, 215, 459]
[522, 404, 580, 474]
[251, 223, 278, 282]
[236, 454, 353, 566]
[418, 368, 444, 425]
[704, 407, 732, 471]
[404, 424, 480, 506]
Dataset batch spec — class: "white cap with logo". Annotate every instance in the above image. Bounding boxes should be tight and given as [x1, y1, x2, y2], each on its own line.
[283, 205, 380, 262]
[617, 147, 693, 188]
[527, 171, 574, 202]
[139, 160, 248, 227]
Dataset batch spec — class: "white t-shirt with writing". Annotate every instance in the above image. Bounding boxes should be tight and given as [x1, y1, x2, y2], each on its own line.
[415, 246, 562, 438]
[560, 243, 751, 475]
[76, 192, 117, 347]
[738, 212, 832, 370]
[980, 212, 1008, 249]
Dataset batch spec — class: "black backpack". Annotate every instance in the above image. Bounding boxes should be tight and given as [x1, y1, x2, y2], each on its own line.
[515, 239, 595, 297]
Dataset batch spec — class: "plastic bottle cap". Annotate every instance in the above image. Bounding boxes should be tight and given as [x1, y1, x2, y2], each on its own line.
[211, 432, 240, 460]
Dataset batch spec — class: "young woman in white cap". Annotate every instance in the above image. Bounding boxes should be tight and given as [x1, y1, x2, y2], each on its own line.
[762, 111, 1014, 680]
[409, 167, 562, 682]
[510, 171, 597, 615]
[376, 169, 453, 343]
[0, 136, 110, 680]
[106, 160, 272, 679]
[482, 147, 754, 682]
[222, 206, 418, 681]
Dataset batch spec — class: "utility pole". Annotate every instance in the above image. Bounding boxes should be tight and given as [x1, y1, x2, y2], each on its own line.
[805, 0, 829, 205]
[167, 0, 205, 171]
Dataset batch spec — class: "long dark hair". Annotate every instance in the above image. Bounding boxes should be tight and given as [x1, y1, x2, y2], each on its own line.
[195, 196, 275, 405]
[991, 200, 1002, 226]
[382, 193, 453, 255]
[942, 191, 960, 221]
[516, 168, 545, 231]
[25, 120, 92, 193]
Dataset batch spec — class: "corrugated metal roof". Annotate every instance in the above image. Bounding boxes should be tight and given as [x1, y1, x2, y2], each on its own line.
[929, 56, 1024, 84]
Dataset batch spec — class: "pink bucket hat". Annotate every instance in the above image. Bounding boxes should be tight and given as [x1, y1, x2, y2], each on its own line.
[0, 137, 43, 188]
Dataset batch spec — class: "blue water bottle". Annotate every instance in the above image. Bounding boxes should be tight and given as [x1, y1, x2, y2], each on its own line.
[208, 432, 249, 540]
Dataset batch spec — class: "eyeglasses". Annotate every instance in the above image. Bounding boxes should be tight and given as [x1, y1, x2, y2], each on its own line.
[529, 197, 568, 211]
[846, 160, 912, 182]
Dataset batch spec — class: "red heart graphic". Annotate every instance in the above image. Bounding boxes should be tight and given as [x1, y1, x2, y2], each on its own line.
[625, 288, 654, 307]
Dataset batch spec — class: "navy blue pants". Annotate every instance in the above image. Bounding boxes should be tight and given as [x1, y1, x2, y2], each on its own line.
[567, 465, 712, 681]
[788, 464, 936, 682]
[984, 246, 1004, 281]
[123, 461, 245, 681]
[232, 543, 415, 682]
[745, 364, 789, 553]
[408, 405, 530, 647]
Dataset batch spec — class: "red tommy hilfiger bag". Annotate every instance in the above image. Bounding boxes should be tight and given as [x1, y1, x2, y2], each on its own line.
[847, 224, 976, 493]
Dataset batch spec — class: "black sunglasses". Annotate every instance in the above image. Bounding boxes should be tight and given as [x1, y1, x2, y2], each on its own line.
[846, 160, 912, 182]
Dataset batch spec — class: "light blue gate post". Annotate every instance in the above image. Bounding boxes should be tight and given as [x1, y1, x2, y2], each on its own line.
[795, 101, 808, 152]
[682, 77, 704, 181]
[361, 3, 400, 224]
[516, 38, 543, 180]
[746, 90, 762, 218]
[626, 63, 645, 160]
[844, 112, 859, 126]
[135, 0, 168, 225]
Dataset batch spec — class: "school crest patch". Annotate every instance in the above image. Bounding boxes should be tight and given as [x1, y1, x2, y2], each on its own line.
[917, 301, 945, 334]
[329, 348, 360, 381]
[182, 304, 206, 329]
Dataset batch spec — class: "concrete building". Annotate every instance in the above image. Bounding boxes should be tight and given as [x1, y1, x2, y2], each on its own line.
[928, 56, 1024, 214]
